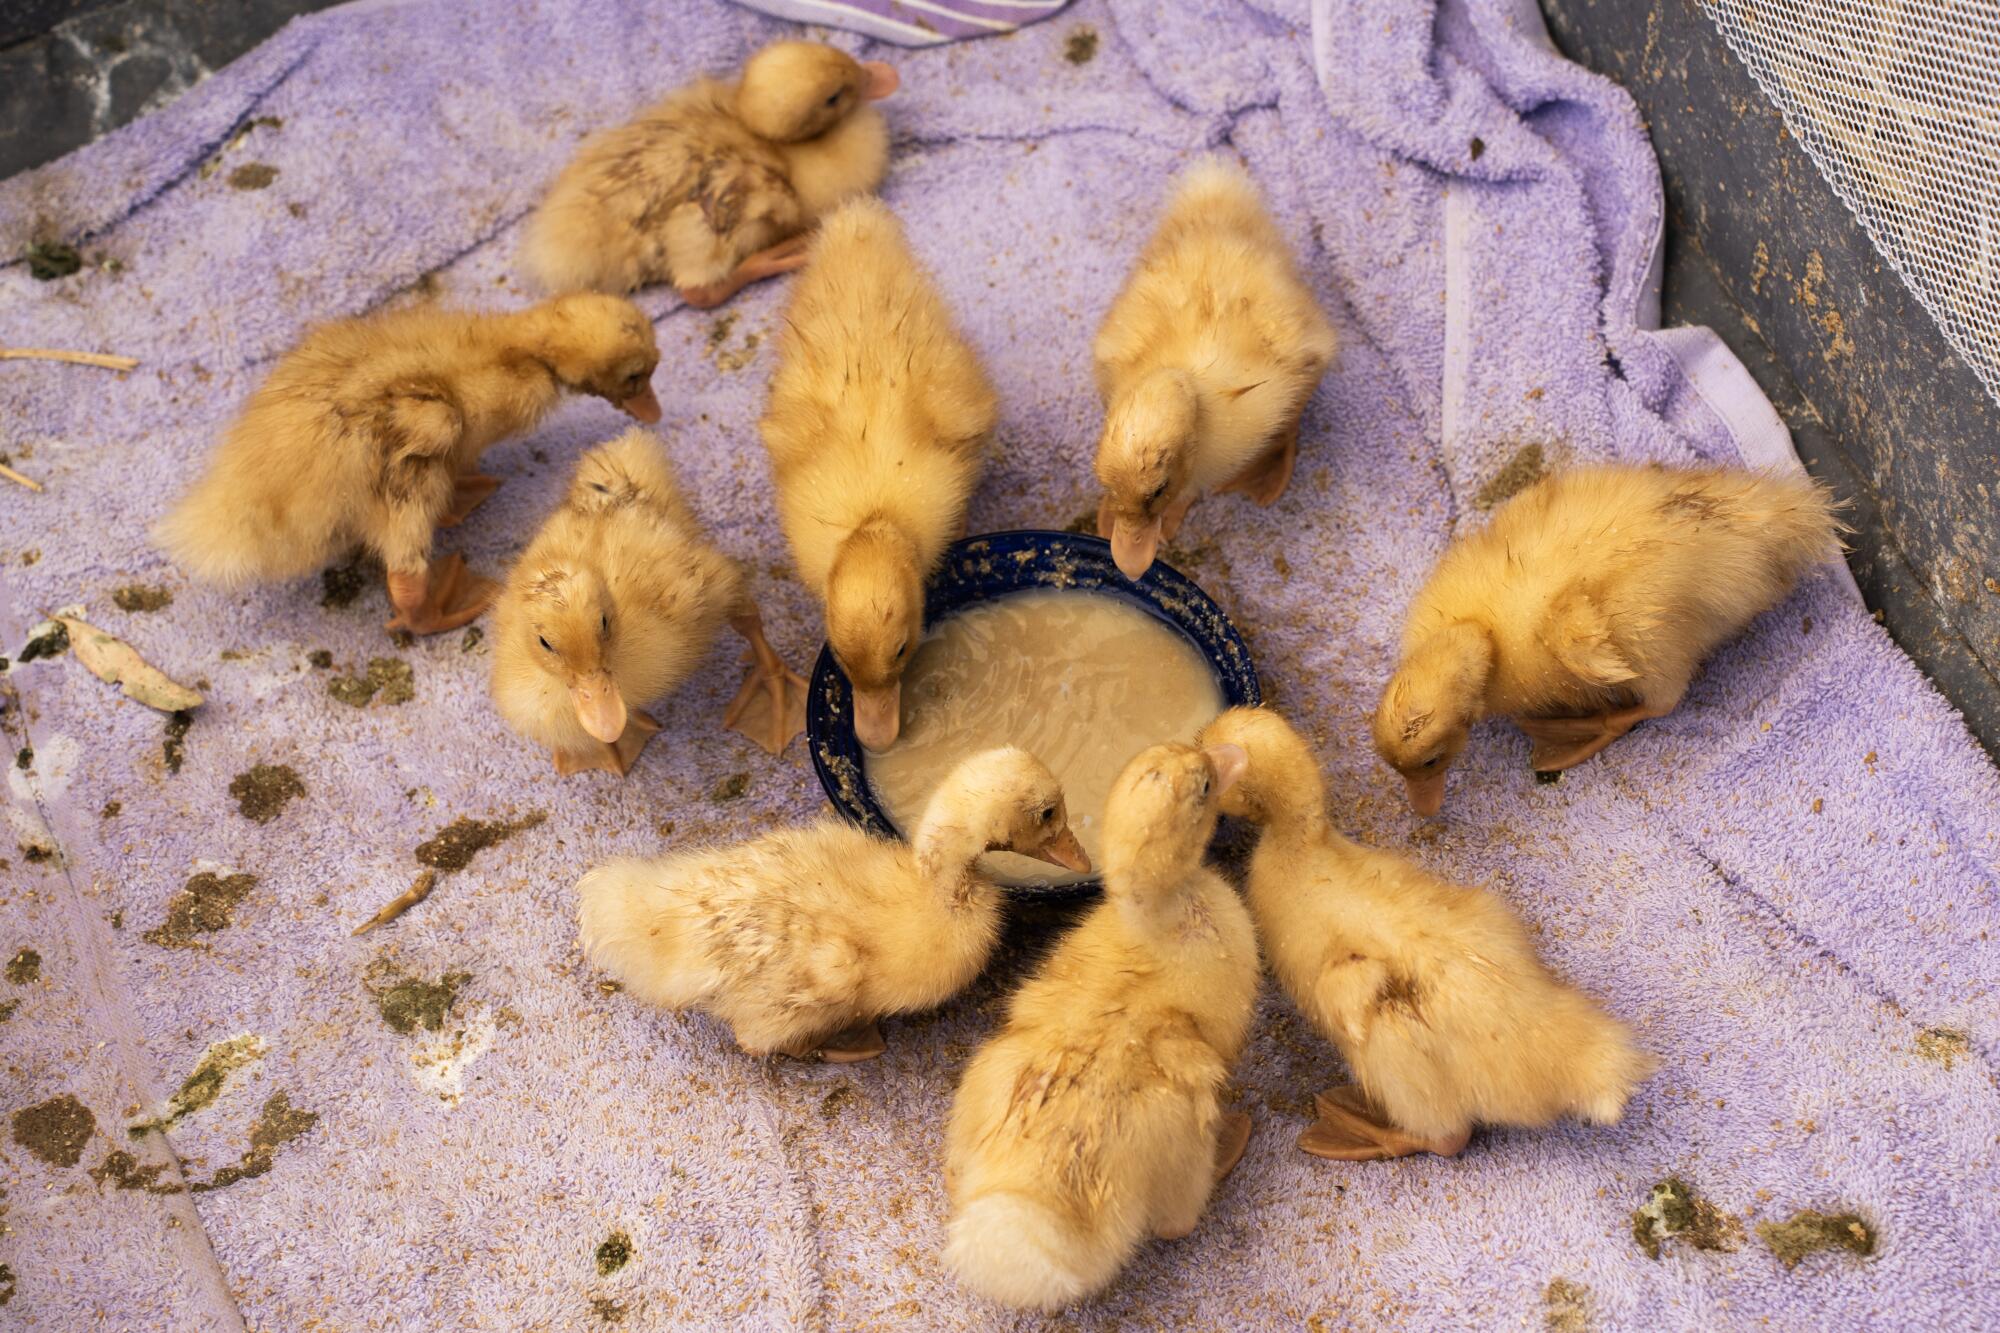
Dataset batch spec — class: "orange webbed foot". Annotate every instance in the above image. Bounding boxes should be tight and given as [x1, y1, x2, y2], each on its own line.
[384, 555, 498, 635]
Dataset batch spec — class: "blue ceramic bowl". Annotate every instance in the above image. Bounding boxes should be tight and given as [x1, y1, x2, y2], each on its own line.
[806, 529, 1262, 898]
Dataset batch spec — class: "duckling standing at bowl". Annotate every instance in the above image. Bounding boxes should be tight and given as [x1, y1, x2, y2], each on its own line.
[759, 197, 996, 749]
[943, 742, 1260, 1310]
[1199, 706, 1653, 1161]
[1373, 464, 1844, 814]
[522, 40, 897, 307]
[491, 428, 804, 773]
[577, 746, 1085, 1061]
[1092, 156, 1337, 579]
[154, 294, 662, 635]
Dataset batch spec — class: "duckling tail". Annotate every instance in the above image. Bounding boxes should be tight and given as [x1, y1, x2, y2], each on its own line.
[945, 1190, 1121, 1310]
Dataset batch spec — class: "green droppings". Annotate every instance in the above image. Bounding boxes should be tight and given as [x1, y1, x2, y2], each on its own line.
[15, 746, 31, 770]
[819, 1082, 857, 1122]
[0, 999, 19, 1023]
[5, 947, 40, 984]
[710, 772, 750, 803]
[1535, 768, 1563, 785]
[130, 1034, 263, 1135]
[112, 584, 173, 612]
[1758, 1209, 1876, 1269]
[1631, 1178, 1743, 1260]
[1063, 25, 1098, 63]
[25, 241, 82, 281]
[17, 621, 69, 662]
[163, 709, 193, 774]
[229, 764, 305, 823]
[143, 872, 257, 948]
[460, 626, 484, 653]
[414, 811, 546, 872]
[364, 959, 471, 1034]
[1475, 441, 1547, 509]
[191, 1090, 317, 1192]
[1469, 136, 1487, 161]
[1543, 1277, 1590, 1332]
[328, 657, 414, 708]
[320, 556, 370, 609]
[0, 1261, 14, 1305]
[1915, 1026, 1971, 1070]
[90, 1149, 182, 1194]
[227, 163, 279, 191]
[590, 1295, 627, 1323]
[12, 1092, 95, 1167]
[595, 1231, 633, 1276]
[102, 800, 123, 818]
[307, 649, 334, 669]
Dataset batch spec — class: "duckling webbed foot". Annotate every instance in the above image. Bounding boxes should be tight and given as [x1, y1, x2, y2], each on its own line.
[1517, 701, 1670, 772]
[384, 555, 499, 635]
[1297, 1085, 1469, 1161]
[724, 611, 807, 755]
[802, 1022, 886, 1064]
[437, 472, 502, 528]
[1214, 1110, 1253, 1182]
[679, 234, 814, 309]
[553, 710, 659, 777]
[1217, 423, 1299, 507]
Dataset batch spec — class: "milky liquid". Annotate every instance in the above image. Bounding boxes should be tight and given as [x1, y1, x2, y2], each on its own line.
[865, 590, 1226, 888]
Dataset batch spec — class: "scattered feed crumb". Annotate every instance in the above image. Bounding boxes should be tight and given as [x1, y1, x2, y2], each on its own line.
[591, 1295, 627, 1323]
[112, 585, 174, 612]
[0, 999, 17, 1022]
[1064, 25, 1098, 63]
[229, 765, 305, 823]
[1631, 1178, 1743, 1259]
[415, 811, 547, 872]
[819, 1083, 857, 1122]
[1757, 1209, 1876, 1269]
[1543, 1277, 1590, 1332]
[461, 627, 484, 653]
[144, 872, 257, 948]
[1915, 1026, 1971, 1070]
[6, 948, 41, 984]
[1470, 136, 1487, 160]
[1475, 442, 1546, 509]
[1535, 769, 1563, 785]
[711, 772, 750, 802]
[12, 1092, 95, 1166]
[595, 1232, 634, 1276]
[363, 959, 471, 1034]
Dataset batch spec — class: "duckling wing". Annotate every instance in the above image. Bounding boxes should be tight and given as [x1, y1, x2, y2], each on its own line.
[693, 155, 803, 249]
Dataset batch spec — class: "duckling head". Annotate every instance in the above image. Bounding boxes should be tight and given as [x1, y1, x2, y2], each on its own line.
[514, 563, 628, 744]
[1196, 706, 1324, 829]
[1101, 740, 1246, 896]
[534, 293, 662, 422]
[736, 41, 899, 144]
[1095, 368, 1198, 578]
[926, 747, 1090, 872]
[1372, 623, 1494, 816]
[827, 520, 923, 750]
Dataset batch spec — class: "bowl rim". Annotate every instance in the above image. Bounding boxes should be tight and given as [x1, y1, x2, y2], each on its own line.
[805, 528, 1263, 901]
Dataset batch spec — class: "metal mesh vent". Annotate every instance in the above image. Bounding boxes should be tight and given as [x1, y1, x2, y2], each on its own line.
[1700, 1, 2000, 403]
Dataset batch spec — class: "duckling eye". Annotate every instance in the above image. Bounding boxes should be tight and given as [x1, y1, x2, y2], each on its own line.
[1198, 777, 1211, 798]
[1144, 482, 1169, 505]
[600, 613, 610, 634]
[537, 635, 553, 652]
[897, 638, 913, 660]
[1038, 804, 1055, 824]
[824, 90, 842, 108]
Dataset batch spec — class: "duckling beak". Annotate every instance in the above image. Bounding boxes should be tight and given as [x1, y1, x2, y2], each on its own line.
[1110, 516, 1163, 579]
[851, 683, 901, 751]
[1404, 772, 1446, 817]
[1028, 825, 1090, 873]
[860, 61, 899, 100]
[571, 672, 628, 744]
[619, 383, 663, 423]
[1204, 743, 1249, 796]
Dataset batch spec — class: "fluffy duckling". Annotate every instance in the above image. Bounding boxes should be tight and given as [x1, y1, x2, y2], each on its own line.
[577, 746, 1086, 1061]
[490, 429, 804, 774]
[759, 197, 996, 749]
[155, 294, 661, 635]
[523, 40, 897, 307]
[1092, 156, 1337, 579]
[1199, 705, 1652, 1160]
[943, 742, 1259, 1310]
[1374, 463, 1843, 813]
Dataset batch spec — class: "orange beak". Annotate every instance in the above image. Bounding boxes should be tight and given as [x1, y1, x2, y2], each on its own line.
[1110, 515, 1164, 580]
[1027, 824, 1090, 873]
[851, 683, 902, 751]
[619, 383, 662, 423]
[860, 61, 899, 100]
[571, 672, 628, 744]
[1204, 743, 1249, 796]
[1404, 771, 1446, 817]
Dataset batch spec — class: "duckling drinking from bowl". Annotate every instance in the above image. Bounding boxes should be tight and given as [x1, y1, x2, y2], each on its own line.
[522, 40, 897, 307]
[760, 197, 997, 750]
[490, 428, 805, 774]
[1199, 706, 1653, 1161]
[1092, 156, 1337, 579]
[576, 746, 1084, 1062]
[1374, 463, 1844, 814]
[943, 741, 1259, 1310]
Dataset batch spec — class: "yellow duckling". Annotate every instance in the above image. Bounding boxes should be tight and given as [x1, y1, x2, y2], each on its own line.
[523, 40, 897, 307]
[155, 294, 661, 635]
[576, 746, 1086, 1061]
[490, 428, 804, 775]
[1374, 463, 1843, 813]
[1092, 156, 1337, 578]
[943, 741, 1259, 1310]
[759, 197, 996, 749]
[1198, 706, 1653, 1161]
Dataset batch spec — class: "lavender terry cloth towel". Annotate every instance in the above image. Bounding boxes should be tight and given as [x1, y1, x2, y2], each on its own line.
[727, 0, 1070, 46]
[3, 0, 1997, 1328]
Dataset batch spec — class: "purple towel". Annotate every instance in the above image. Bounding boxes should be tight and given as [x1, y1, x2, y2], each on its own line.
[2, 0, 1996, 1328]
[727, 0, 1070, 46]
